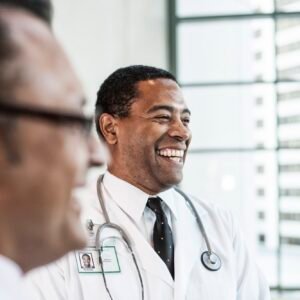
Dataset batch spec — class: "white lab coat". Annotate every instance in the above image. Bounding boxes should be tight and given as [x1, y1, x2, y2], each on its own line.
[0, 255, 30, 300]
[25, 177, 270, 300]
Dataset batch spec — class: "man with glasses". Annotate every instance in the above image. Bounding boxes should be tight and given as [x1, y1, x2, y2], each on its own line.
[0, 0, 53, 24]
[0, 2, 95, 299]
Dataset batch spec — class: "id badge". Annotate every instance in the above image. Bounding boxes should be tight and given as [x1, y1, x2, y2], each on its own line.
[76, 221, 121, 274]
[75, 247, 121, 274]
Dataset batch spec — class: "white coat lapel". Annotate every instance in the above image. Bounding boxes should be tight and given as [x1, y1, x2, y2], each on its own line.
[108, 200, 174, 288]
[173, 194, 206, 300]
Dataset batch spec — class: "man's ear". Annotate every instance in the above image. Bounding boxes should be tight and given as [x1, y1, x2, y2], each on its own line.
[99, 113, 118, 145]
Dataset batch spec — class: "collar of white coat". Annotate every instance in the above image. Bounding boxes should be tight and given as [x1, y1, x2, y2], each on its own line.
[0, 255, 22, 288]
[102, 171, 179, 223]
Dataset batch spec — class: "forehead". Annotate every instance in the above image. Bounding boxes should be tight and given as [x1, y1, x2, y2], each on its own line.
[3, 8, 85, 112]
[133, 78, 188, 113]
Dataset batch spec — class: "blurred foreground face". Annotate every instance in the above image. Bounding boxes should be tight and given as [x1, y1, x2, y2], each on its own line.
[0, 8, 91, 272]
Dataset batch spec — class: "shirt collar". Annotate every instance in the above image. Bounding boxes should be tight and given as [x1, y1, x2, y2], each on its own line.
[102, 172, 178, 223]
[0, 255, 22, 284]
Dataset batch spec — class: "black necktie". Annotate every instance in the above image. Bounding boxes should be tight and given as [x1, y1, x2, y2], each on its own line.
[147, 197, 174, 279]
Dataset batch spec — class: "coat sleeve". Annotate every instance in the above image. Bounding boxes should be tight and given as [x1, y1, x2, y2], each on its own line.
[230, 214, 271, 300]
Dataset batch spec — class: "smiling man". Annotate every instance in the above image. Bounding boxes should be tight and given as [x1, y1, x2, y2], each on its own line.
[99, 75, 191, 194]
[26, 65, 270, 300]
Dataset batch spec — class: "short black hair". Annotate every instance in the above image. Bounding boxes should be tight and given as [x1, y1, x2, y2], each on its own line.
[0, 0, 53, 25]
[95, 65, 177, 139]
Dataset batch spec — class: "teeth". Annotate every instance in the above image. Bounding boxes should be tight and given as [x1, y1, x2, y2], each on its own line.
[170, 157, 181, 162]
[158, 149, 184, 158]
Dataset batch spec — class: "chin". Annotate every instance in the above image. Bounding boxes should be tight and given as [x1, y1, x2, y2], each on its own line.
[159, 174, 183, 190]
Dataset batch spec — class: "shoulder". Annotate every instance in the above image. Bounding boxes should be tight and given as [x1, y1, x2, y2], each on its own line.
[174, 188, 232, 218]
[173, 188, 236, 237]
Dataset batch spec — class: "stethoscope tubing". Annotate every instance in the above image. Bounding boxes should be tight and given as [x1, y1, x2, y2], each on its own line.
[96, 175, 144, 300]
[95, 174, 221, 299]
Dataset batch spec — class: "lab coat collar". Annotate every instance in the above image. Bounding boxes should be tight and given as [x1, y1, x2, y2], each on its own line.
[103, 172, 178, 223]
[102, 172, 174, 287]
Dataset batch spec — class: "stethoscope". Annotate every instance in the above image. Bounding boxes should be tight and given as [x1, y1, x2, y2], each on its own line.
[94, 174, 222, 300]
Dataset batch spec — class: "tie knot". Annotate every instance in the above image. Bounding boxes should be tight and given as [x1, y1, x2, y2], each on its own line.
[147, 197, 164, 216]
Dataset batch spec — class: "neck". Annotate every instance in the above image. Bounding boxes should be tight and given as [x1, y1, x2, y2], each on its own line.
[0, 204, 39, 273]
[107, 166, 171, 195]
[0, 223, 24, 272]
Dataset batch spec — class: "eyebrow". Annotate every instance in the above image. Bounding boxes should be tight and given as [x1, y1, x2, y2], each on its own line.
[146, 105, 191, 115]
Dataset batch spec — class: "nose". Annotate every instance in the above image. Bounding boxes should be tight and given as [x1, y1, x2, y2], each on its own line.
[168, 118, 191, 142]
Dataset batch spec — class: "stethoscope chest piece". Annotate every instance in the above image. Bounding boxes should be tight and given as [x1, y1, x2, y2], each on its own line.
[201, 251, 221, 271]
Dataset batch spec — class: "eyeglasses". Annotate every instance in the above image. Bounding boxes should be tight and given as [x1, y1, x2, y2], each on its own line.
[0, 101, 93, 136]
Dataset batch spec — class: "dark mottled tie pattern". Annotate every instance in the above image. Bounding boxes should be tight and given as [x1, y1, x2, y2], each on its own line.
[147, 197, 174, 279]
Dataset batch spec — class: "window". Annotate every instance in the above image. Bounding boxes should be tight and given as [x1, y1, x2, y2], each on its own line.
[280, 212, 300, 220]
[278, 89, 300, 101]
[280, 188, 300, 196]
[254, 29, 262, 38]
[277, 17, 300, 29]
[279, 140, 300, 148]
[279, 164, 300, 172]
[278, 40, 300, 54]
[279, 116, 300, 125]
[170, 0, 300, 293]
[257, 188, 265, 196]
[256, 119, 264, 128]
[279, 65, 300, 80]
[258, 233, 266, 244]
[281, 236, 300, 245]
[256, 165, 265, 173]
[254, 51, 263, 60]
[256, 97, 264, 105]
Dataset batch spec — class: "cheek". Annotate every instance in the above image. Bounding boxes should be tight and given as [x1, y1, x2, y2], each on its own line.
[25, 128, 82, 191]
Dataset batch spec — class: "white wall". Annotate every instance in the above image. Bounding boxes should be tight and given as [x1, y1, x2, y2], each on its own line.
[52, 0, 168, 107]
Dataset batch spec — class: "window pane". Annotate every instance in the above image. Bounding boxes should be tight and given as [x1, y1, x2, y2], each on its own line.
[177, 19, 275, 83]
[182, 151, 278, 286]
[276, 0, 300, 12]
[277, 18, 300, 81]
[281, 246, 300, 287]
[279, 148, 300, 285]
[183, 85, 277, 149]
[271, 291, 300, 299]
[176, 0, 274, 17]
[278, 83, 300, 149]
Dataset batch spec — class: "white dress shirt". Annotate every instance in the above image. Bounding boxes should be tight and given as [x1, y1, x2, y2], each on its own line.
[0, 255, 27, 300]
[102, 171, 177, 247]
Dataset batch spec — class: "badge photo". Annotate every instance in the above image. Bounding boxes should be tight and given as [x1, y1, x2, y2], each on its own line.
[79, 252, 95, 272]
